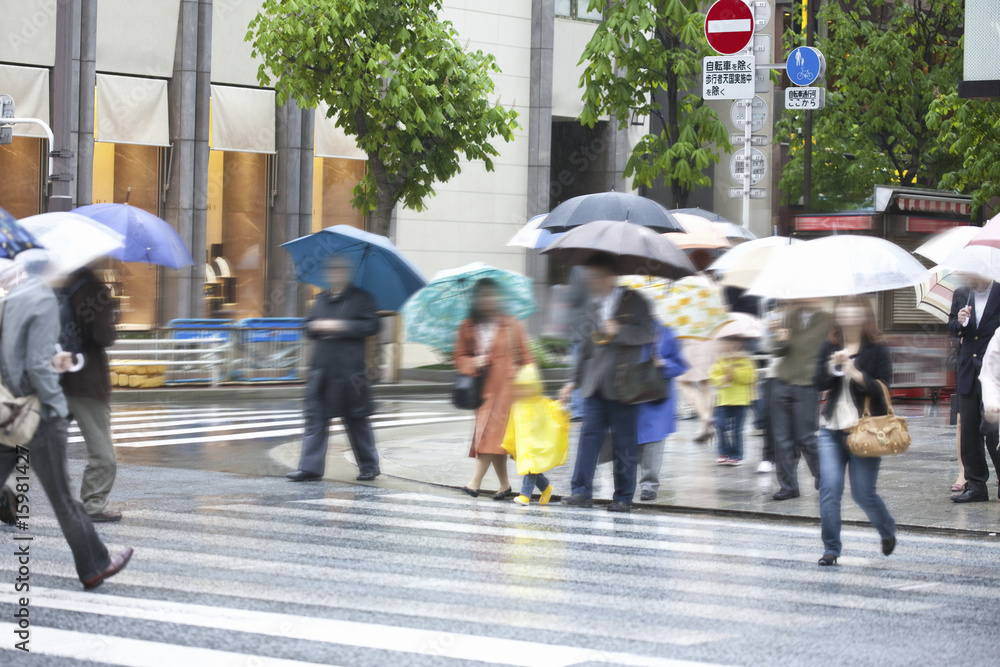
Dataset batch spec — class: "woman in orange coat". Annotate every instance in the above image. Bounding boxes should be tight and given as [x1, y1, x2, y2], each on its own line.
[455, 278, 532, 500]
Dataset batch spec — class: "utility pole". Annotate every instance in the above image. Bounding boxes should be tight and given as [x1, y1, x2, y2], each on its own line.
[802, 0, 816, 211]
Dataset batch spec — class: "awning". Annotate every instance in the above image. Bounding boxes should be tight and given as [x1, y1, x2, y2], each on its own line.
[896, 196, 970, 217]
[95, 73, 170, 146]
[0, 64, 49, 138]
[314, 103, 366, 160]
[795, 214, 874, 232]
[96, 0, 182, 78]
[0, 1, 57, 67]
[210, 85, 276, 154]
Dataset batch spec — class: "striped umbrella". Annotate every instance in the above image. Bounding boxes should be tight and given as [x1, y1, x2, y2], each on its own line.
[914, 267, 963, 323]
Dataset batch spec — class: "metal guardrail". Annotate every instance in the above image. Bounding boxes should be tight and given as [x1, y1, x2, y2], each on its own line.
[109, 319, 310, 387]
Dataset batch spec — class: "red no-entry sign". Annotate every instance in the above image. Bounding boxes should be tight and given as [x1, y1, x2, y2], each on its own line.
[704, 0, 755, 56]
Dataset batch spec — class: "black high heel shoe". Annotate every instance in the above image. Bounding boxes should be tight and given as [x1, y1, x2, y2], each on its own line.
[882, 536, 896, 556]
[493, 488, 516, 501]
[460, 486, 479, 498]
[818, 553, 838, 566]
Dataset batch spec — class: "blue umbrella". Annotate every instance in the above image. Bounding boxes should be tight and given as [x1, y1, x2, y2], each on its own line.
[281, 225, 426, 312]
[0, 206, 41, 258]
[72, 203, 194, 269]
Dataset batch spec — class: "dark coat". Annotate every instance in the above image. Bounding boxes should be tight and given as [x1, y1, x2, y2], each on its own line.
[60, 268, 116, 403]
[572, 288, 655, 401]
[814, 338, 893, 423]
[305, 284, 380, 419]
[948, 283, 1000, 395]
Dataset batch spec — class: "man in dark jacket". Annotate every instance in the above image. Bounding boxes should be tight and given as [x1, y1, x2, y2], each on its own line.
[559, 253, 655, 513]
[59, 266, 120, 521]
[287, 255, 381, 482]
[948, 274, 1000, 503]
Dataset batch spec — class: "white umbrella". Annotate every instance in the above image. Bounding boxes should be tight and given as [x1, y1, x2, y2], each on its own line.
[708, 236, 801, 288]
[507, 214, 563, 249]
[748, 236, 930, 298]
[914, 226, 979, 264]
[938, 244, 1000, 282]
[19, 212, 124, 277]
[712, 312, 765, 339]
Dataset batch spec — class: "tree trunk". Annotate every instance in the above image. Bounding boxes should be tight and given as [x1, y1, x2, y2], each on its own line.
[371, 205, 393, 238]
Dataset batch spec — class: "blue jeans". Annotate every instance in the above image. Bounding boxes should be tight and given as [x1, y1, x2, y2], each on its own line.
[571, 395, 639, 504]
[715, 404, 747, 460]
[569, 340, 584, 419]
[520, 473, 551, 497]
[818, 429, 896, 557]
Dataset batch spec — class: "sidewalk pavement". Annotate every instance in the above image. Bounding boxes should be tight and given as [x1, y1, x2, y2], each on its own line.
[269, 395, 1000, 536]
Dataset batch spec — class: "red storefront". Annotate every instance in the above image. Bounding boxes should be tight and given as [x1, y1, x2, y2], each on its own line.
[790, 186, 977, 400]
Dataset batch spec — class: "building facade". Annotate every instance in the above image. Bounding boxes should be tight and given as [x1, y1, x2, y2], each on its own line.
[0, 0, 772, 364]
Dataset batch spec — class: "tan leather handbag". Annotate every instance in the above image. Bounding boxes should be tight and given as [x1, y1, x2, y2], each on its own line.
[846, 380, 910, 457]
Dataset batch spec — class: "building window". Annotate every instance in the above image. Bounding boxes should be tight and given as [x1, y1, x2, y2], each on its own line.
[555, 0, 603, 21]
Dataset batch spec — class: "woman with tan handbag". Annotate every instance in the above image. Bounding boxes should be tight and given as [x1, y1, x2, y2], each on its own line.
[813, 295, 897, 566]
[455, 278, 532, 500]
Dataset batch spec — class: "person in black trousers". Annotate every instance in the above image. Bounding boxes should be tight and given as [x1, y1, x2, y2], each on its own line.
[287, 255, 382, 483]
[948, 273, 1000, 503]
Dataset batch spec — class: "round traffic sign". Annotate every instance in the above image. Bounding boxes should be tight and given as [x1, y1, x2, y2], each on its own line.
[729, 148, 767, 186]
[787, 46, 826, 86]
[705, 0, 755, 56]
[747, 0, 771, 32]
[730, 96, 769, 132]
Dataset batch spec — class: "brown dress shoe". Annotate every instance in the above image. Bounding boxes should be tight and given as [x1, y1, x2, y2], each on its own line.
[82, 547, 134, 590]
[89, 510, 123, 523]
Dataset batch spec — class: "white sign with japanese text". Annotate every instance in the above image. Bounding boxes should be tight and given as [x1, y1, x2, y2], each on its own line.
[703, 56, 756, 100]
[785, 86, 826, 110]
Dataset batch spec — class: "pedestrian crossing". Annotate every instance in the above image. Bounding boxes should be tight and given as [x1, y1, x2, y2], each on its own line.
[69, 404, 471, 448]
[1, 478, 997, 666]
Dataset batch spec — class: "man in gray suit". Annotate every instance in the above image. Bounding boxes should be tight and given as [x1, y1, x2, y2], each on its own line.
[559, 253, 655, 512]
[0, 256, 132, 589]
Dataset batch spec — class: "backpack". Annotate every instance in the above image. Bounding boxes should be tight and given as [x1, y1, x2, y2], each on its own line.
[56, 276, 90, 356]
[0, 303, 40, 449]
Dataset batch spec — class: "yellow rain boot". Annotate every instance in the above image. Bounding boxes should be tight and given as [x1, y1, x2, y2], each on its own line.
[514, 495, 531, 506]
[539, 486, 554, 505]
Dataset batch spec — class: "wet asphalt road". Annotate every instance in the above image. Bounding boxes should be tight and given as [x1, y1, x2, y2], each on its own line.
[0, 397, 998, 666]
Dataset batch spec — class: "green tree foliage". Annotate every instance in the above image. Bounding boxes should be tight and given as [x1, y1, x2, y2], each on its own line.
[578, 0, 731, 207]
[929, 90, 1000, 216]
[247, 0, 519, 236]
[778, 0, 963, 212]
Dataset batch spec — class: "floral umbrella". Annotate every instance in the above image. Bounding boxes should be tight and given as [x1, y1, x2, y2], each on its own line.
[658, 275, 733, 340]
[401, 262, 536, 354]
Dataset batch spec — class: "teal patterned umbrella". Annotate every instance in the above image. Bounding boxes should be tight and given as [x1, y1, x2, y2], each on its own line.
[0, 206, 40, 258]
[401, 262, 536, 353]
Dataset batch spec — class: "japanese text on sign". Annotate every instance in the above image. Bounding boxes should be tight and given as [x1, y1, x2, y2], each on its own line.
[702, 56, 756, 100]
[784, 86, 826, 110]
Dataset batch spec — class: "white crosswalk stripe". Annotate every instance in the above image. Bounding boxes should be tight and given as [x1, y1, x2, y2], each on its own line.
[1, 484, 993, 666]
[68, 406, 471, 448]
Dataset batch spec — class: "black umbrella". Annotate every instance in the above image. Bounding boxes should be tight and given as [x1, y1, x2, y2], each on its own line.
[541, 220, 696, 279]
[539, 193, 684, 233]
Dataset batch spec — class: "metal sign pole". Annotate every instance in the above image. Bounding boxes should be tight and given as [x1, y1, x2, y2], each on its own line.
[742, 2, 755, 230]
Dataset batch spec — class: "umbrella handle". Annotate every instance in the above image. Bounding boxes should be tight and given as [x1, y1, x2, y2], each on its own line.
[54, 344, 85, 373]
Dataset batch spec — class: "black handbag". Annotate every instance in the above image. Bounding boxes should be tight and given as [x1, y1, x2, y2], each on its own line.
[615, 340, 668, 405]
[452, 371, 485, 410]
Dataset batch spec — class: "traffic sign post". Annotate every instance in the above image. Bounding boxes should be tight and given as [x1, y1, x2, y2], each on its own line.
[730, 96, 768, 132]
[787, 46, 826, 87]
[704, 0, 755, 55]
[785, 87, 826, 110]
[0, 95, 13, 146]
[702, 56, 755, 100]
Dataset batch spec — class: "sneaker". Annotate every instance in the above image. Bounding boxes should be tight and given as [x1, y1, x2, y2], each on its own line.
[716, 456, 729, 465]
[561, 494, 594, 508]
[514, 495, 531, 505]
[756, 461, 774, 474]
[539, 486, 554, 506]
[726, 458, 743, 466]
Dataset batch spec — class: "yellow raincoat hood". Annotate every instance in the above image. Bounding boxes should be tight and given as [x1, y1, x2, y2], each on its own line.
[502, 365, 569, 475]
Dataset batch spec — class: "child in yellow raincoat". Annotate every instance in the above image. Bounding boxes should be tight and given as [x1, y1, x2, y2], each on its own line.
[502, 364, 569, 505]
